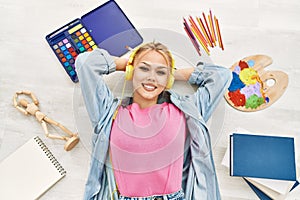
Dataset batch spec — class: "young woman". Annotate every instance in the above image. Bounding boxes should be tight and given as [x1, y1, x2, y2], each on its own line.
[75, 42, 232, 200]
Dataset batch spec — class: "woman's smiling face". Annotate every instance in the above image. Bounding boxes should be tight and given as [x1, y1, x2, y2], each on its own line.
[132, 50, 170, 107]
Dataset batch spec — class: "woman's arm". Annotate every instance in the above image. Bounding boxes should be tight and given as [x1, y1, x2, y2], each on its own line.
[75, 48, 117, 131]
[187, 63, 232, 121]
[114, 57, 128, 71]
[174, 68, 194, 81]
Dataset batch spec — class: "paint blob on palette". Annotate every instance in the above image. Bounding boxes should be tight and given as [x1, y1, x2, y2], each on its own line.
[46, 20, 97, 82]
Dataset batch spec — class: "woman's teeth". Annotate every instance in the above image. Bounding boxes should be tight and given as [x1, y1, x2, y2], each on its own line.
[143, 84, 156, 91]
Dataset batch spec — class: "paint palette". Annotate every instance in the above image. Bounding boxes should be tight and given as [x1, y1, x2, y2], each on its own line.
[46, 0, 143, 82]
[46, 20, 97, 82]
[224, 55, 288, 112]
[69, 24, 97, 53]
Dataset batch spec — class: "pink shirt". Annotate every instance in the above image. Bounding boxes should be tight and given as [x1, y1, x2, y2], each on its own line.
[110, 102, 186, 197]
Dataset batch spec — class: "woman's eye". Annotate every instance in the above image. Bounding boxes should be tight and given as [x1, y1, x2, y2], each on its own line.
[156, 70, 167, 76]
[138, 66, 149, 71]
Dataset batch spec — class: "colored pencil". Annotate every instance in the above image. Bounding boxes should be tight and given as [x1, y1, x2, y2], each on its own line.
[208, 9, 216, 46]
[184, 26, 202, 56]
[182, 10, 224, 56]
[188, 16, 208, 46]
[183, 18, 201, 49]
[184, 18, 202, 50]
[214, 15, 224, 50]
[208, 14, 216, 45]
[202, 12, 214, 46]
[183, 18, 202, 56]
[214, 15, 221, 48]
[190, 26, 210, 55]
[197, 17, 213, 47]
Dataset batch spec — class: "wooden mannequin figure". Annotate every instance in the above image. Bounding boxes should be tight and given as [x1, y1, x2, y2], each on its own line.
[13, 90, 79, 151]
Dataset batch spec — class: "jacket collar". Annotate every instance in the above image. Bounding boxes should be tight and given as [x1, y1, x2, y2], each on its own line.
[119, 91, 204, 123]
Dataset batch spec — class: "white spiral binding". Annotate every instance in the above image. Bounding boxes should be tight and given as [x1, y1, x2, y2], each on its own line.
[34, 136, 67, 176]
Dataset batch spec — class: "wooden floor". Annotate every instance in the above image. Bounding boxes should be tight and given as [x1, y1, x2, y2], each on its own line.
[0, 0, 299, 199]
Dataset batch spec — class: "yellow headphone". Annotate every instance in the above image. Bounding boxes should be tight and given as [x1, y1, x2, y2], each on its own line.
[125, 46, 175, 89]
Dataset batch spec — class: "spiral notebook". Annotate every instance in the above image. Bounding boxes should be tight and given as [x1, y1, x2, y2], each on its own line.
[0, 136, 66, 199]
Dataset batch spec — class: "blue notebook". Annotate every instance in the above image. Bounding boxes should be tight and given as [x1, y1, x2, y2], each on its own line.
[230, 133, 296, 181]
[244, 179, 299, 200]
[244, 178, 272, 200]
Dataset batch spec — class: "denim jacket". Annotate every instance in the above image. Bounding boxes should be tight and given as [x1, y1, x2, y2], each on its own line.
[75, 48, 232, 200]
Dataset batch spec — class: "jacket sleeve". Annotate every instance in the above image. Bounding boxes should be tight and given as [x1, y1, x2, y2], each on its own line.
[188, 62, 232, 122]
[75, 48, 116, 133]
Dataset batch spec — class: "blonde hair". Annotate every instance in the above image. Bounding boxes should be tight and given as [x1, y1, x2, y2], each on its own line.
[132, 42, 173, 68]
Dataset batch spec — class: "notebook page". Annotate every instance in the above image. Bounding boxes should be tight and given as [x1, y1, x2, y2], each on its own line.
[0, 137, 66, 199]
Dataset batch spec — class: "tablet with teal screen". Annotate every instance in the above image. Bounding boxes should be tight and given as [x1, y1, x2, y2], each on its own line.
[46, 0, 143, 83]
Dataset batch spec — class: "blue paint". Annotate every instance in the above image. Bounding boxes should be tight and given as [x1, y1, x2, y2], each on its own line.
[247, 60, 255, 67]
